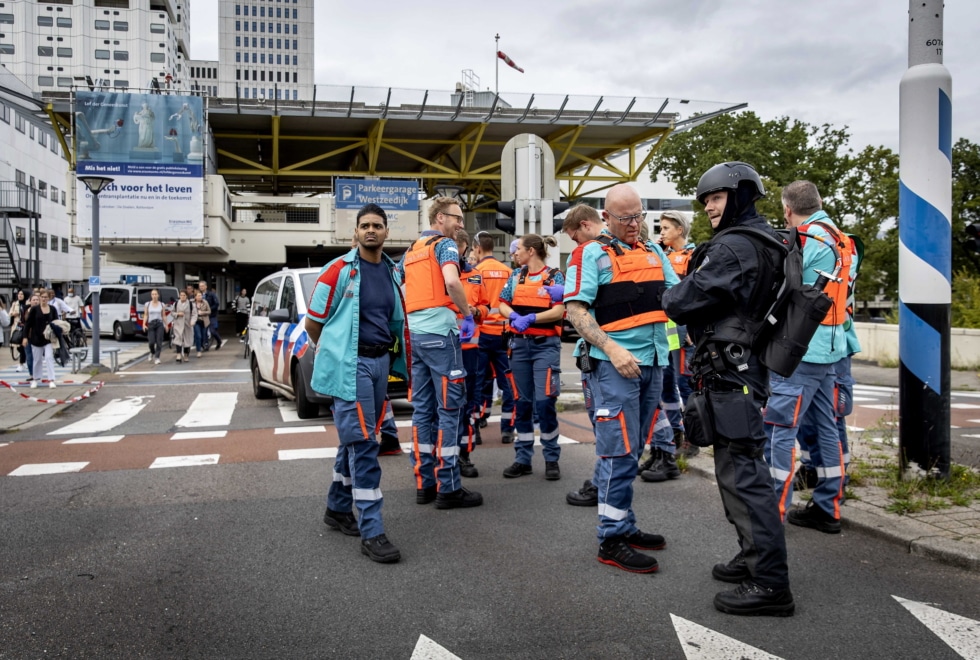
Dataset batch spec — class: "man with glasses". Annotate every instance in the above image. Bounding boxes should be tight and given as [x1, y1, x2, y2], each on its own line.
[564, 184, 679, 573]
[397, 197, 483, 510]
[471, 230, 518, 445]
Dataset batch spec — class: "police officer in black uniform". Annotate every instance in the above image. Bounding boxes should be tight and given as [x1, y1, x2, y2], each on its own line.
[662, 162, 794, 617]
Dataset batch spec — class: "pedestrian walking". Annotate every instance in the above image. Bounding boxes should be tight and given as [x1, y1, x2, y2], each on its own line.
[193, 292, 211, 358]
[10, 290, 29, 373]
[142, 288, 169, 365]
[171, 290, 194, 362]
[23, 292, 58, 388]
[199, 281, 223, 350]
[234, 288, 251, 341]
[305, 203, 411, 562]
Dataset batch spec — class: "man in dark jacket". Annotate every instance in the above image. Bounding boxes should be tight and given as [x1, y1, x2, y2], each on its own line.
[662, 162, 794, 617]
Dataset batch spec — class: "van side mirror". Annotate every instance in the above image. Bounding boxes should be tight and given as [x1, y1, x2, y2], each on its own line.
[269, 308, 292, 324]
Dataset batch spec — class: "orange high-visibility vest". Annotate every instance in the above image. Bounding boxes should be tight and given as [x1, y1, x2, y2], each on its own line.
[509, 266, 562, 337]
[404, 235, 455, 314]
[475, 256, 513, 336]
[453, 270, 490, 348]
[593, 236, 667, 332]
[666, 246, 694, 278]
[801, 221, 852, 326]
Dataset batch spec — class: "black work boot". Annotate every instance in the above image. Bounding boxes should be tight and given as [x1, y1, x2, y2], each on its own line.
[459, 452, 479, 478]
[640, 449, 681, 482]
[624, 529, 666, 551]
[500, 431, 515, 444]
[787, 500, 841, 534]
[714, 582, 795, 617]
[637, 449, 657, 475]
[712, 550, 750, 583]
[360, 534, 401, 563]
[502, 462, 533, 478]
[416, 485, 437, 505]
[323, 508, 360, 536]
[662, 451, 681, 479]
[597, 536, 659, 573]
[435, 487, 484, 509]
[378, 432, 403, 456]
[566, 480, 599, 507]
[544, 462, 561, 481]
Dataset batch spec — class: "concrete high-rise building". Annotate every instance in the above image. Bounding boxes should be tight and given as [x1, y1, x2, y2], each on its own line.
[0, 0, 190, 94]
[217, 0, 313, 101]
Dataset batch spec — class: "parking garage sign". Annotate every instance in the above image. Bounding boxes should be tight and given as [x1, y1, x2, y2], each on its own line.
[335, 179, 419, 211]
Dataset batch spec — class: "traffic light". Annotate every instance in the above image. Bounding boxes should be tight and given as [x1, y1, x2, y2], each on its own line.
[551, 201, 571, 233]
[495, 200, 517, 234]
[966, 223, 980, 253]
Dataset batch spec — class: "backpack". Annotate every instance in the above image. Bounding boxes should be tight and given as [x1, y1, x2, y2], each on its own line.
[717, 226, 838, 378]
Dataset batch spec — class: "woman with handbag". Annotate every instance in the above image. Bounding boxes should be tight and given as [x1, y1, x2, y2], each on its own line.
[9, 290, 29, 372]
[142, 289, 169, 365]
[23, 292, 58, 388]
[171, 290, 195, 363]
[193, 292, 211, 358]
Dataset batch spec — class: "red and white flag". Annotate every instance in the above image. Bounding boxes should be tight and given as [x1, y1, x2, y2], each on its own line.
[497, 50, 524, 73]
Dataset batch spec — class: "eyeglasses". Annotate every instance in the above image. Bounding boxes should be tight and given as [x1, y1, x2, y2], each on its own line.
[606, 210, 646, 226]
[439, 211, 464, 221]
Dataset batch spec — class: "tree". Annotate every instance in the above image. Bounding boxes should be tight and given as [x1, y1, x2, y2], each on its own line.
[952, 138, 980, 274]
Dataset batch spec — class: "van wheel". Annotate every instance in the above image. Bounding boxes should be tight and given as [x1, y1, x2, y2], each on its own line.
[252, 355, 274, 400]
[113, 323, 125, 342]
[294, 364, 319, 419]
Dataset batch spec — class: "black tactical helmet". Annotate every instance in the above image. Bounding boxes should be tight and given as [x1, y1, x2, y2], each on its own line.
[695, 162, 766, 205]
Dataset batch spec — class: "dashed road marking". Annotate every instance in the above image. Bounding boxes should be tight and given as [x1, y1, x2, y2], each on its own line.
[10, 462, 89, 476]
[149, 454, 220, 469]
[62, 435, 125, 444]
[171, 430, 228, 440]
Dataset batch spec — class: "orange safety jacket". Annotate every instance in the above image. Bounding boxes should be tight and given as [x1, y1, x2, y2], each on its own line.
[800, 220, 852, 326]
[593, 236, 668, 332]
[475, 256, 513, 336]
[403, 235, 455, 314]
[509, 266, 563, 337]
[452, 268, 490, 348]
[666, 246, 694, 278]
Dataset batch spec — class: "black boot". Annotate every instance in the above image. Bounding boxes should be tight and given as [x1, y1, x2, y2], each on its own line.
[714, 582, 795, 617]
[712, 550, 750, 583]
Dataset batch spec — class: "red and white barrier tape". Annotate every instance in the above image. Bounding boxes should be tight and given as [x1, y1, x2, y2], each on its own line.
[0, 379, 104, 404]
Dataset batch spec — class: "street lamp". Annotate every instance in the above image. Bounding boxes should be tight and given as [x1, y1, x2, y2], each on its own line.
[77, 175, 114, 372]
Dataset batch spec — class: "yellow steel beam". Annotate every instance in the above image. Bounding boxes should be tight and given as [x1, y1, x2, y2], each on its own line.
[217, 148, 271, 172]
[379, 142, 459, 176]
[271, 115, 280, 174]
[366, 119, 387, 174]
[217, 168, 500, 180]
[46, 104, 75, 169]
[280, 139, 367, 172]
[552, 124, 584, 172]
[461, 123, 487, 176]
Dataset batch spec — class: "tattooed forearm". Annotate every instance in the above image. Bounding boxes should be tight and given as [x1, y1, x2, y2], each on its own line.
[566, 301, 610, 349]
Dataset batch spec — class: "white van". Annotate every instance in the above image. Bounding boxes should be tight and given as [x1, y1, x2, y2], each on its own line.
[248, 267, 407, 419]
[82, 284, 180, 341]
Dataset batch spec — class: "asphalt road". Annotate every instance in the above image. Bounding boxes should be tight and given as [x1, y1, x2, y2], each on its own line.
[2, 344, 980, 658]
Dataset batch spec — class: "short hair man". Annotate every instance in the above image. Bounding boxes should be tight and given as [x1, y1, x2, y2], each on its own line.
[764, 181, 851, 534]
[305, 203, 410, 562]
[397, 196, 483, 509]
[662, 161, 794, 617]
[198, 281, 223, 350]
[562, 204, 603, 245]
[234, 288, 250, 340]
[564, 183, 678, 573]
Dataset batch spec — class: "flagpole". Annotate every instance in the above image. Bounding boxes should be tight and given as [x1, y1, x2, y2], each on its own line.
[495, 33, 500, 97]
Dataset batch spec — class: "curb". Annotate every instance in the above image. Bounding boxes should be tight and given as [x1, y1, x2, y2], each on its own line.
[683, 453, 980, 573]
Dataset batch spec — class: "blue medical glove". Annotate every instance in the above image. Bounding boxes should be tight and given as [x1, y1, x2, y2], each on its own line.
[544, 284, 565, 303]
[460, 315, 475, 341]
[511, 313, 537, 333]
[509, 311, 520, 324]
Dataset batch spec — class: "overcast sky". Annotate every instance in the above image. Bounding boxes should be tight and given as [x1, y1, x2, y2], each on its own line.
[190, 0, 978, 155]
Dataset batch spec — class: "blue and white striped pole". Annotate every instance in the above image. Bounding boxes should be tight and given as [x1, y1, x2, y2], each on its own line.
[898, 0, 952, 477]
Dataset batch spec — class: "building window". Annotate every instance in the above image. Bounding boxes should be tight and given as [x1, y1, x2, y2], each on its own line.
[95, 19, 109, 29]
[0, 101, 7, 123]
[243, 87, 248, 98]
[150, 52, 164, 63]
[38, 181, 48, 198]
[114, 80, 129, 88]
[260, 70, 265, 81]
[57, 17, 72, 27]
[292, 55, 297, 65]
[235, 4, 240, 15]
[292, 71, 297, 83]
[260, 53, 264, 64]
[235, 35, 240, 46]
[293, 89, 297, 100]
[51, 185, 58, 201]
[38, 131, 47, 147]
[0, 44, 14, 55]
[251, 6, 256, 16]
[38, 16, 54, 26]
[150, 23, 165, 33]
[113, 50, 128, 60]
[284, 39, 288, 50]
[276, 54, 280, 65]
[57, 77, 72, 87]
[0, 13, 13, 24]
[95, 49, 109, 59]
[293, 8, 297, 18]
[260, 22, 264, 32]
[57, 46, 72, 57]
[15, 227, 25, 245]
[236, 69, 241, 80]
[61, 191, 66, 205]
[292, 39, 297, 49]
[38, 45, 54, 56]
[252, 52, 256, 63]
[235, 20, 240, 30]
[113, 21, 128, 31]
[38, 232, 47, 250]
[62, 237, 69, 253]
[252, 37, 256, 47]
[292, 24, 297, 34]
[260, 37, 265, 48]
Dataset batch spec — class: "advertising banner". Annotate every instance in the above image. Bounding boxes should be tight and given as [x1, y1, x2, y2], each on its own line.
[74, 92, 205, 241]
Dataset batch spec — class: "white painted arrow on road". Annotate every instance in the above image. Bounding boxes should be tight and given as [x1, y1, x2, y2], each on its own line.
[894, 596, 980, 659]
[47, 396, 154, 435]
[411, 634, 460, 660]
[671, 614, 784, 660]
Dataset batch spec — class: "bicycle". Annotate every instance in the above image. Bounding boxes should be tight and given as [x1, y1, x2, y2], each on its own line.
[67, 317, 87, 349]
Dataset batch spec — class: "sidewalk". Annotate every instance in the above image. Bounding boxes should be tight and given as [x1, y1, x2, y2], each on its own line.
[0, 342, 149, 432]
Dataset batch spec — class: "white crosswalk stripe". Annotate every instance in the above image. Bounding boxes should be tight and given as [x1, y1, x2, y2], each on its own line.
[893, 596, 980, 659]
[670, 614, 783, 659]
[47, 396, 154, 436]
[176, 392, 238, 428]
